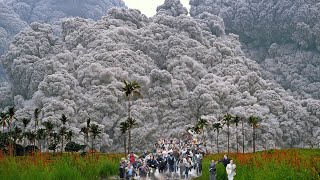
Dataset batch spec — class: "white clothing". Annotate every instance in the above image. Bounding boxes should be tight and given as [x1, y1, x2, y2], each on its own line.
[226, 163, 236, 180]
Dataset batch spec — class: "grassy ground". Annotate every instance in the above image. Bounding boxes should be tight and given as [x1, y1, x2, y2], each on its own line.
[0, 152, 121, 180]
[0, 149, 319, 179]
[194, 149, 320, 180]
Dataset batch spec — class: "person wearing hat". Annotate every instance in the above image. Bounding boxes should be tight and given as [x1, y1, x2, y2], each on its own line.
[119, 158, 126, 179]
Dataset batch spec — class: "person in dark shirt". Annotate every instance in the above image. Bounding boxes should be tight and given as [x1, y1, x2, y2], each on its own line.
[221, 154, 230, 167]
[119, 158, 127, 179]
[209, 160, 218, 180]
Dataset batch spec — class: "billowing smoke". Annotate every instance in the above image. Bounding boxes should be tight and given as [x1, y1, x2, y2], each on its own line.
[190, 0, 320, 101]
[2, 0, 319, 151]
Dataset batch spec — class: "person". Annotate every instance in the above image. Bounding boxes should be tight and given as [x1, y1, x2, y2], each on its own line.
[226, 160, 236, 180]
[209, 160, 217, 180]
[179, 159, 186, 178]
[138, 163, 149, 179]
[119, 158, 127, 179]
[126, 163, 135, 180]
[221, 154, 230, 167]
[185, 156, 192, 178]
[195, 152, 203, 174]
[147, 155, 158, 177]
[167, 153, 175, 173]
[128, 152, 138, 168]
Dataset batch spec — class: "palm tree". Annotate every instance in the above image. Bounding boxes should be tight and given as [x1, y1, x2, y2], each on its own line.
[196, 118, 208, 143]
[24, 131, 36, 153]
[122, 80, 141, 153]
[49, 131, 59, 153]
[59, 126, 67, 153]
[120, 121, 129, 157]
[59, 114, 68, 153]
[36, 128, 46, 152]
[6, 107, 16, 155]
[34, 108, 40, 131]
[248, 115, 259, 153]
[6, 107, 16, 132]
[233, 115, 241, 153]
[21, 118, 31, 154]
[11, 127, 22, 156]
[223, 113, 234, 153]
[42, 121, 54, 151]
[11, 127, 22, 143]
[89, 124, 101, 153]
[241, 117, 246, 153]
[80, 118, 90, 149]
[212, 123, 223, 153]
[59, 114, 68, 125]
[0, 112, 7, 132]
[126, 117, 137, 153]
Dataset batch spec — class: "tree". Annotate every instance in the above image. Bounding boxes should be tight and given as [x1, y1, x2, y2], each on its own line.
[24, 131, 36, 153]
[49, 131, 59, 153]
[223, 113, 234, 153]
[65, 142, 85, 153]
[6, 107, 16, 155]
[11, 127, 22, 144]
[241, 116, 246, 153]
[196, 118, 208, 143]
[125, 117, 137, 153]
[59, 126, 67, 153]
[122, 80, 141, 154]
[6, 107, 16, 132]
[80, 118, 90, 150]
[0, 112, 7, 132]
[66, 130, 73, 143]
[89, 124, 101, 153]
[36, 128, 46, 152]
[34, 108, 40, 131]
[21, 118, 31, 154]
[42, 121, 54, 152]
[59, 114, 68, 153]
[212, 122, 223, 153]
[248, 115, 259, 153]
[59, 114, 68, 125]
[120, 121, 129, 157]
[233, 115, 241, 153]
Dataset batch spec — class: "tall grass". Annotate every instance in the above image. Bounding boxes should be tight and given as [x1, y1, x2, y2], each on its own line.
[0, 153, 122, 180]
[0, 149, 318, 180]
[195, 149, 320, 180]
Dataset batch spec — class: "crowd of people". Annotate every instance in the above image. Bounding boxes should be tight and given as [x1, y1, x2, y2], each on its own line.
[119, 135, 206, 179]
[119, 135, 237, 180]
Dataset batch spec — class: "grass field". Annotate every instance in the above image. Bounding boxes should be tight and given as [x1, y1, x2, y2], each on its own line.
[0, 149, 319, 179]
[195, 149, 320, 180]
[0, 152, 121, 180]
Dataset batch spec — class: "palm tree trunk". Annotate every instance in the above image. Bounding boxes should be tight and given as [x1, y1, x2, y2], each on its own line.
[127, 96, 131, 154]
[227, 125, 230, 153]
[236, 126, 239, 153]
[253, 126, 255, 153]
[128, 129, 131, 154]
[216, 131, 219, 153]
[61, 137, 64, 153]
[124, 134, 127, 157]
[242, 120, 245, 154]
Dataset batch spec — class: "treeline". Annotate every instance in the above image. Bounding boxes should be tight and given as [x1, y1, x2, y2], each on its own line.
[188, 113, 260, 153]
[0, 107, 102, 156]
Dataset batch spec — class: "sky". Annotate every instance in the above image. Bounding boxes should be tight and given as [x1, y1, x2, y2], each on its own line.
[122, 0, 190, 17]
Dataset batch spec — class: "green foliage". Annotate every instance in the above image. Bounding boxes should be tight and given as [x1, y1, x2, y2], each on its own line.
[0, 154, 121, 180]
[99, 160, 118, 178]
[194, 149, 320, 180]
[64, 142, 85, 152]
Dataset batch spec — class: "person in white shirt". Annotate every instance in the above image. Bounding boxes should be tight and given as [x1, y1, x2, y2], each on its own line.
[226, 160, 236, 180]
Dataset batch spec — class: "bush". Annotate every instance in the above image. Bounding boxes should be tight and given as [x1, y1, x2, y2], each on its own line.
[64, 142, 85, 152]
